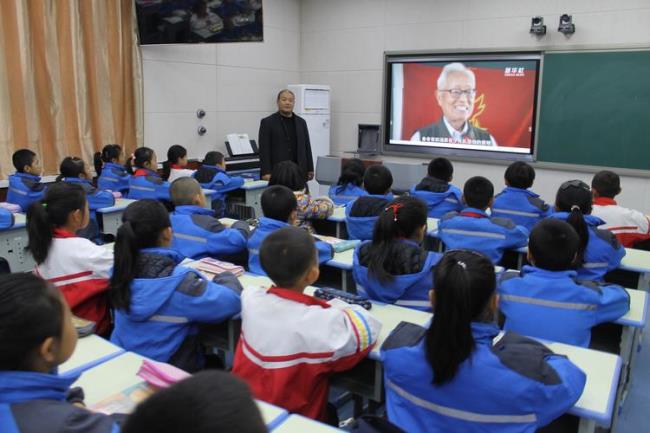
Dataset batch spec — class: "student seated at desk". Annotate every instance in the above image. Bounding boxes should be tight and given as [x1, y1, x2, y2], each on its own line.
[382, 250, 585, 433]
[438, 176, 529, 263]
[234, 227, 381, 423]
[126, 147, 171, 202]
[550, 179, 625, 281]
[123, 371, 266, 433]
[0, 208, 14, 230]
[193, 151, 245, 217]
[0, 273, 120, 433]
[269, 160, 334, 234]
[163, 144, 195, 183]
[27, 183, 113, 336]
[170, 177, 249, 260]
[346, 165, 394, 240]
[591, 170, 650, 249]
[499, 219, 630, 348]
[57, 156, 115, 243]
[492, 161, 552, 231]
[247, 185, 333, 275]
[328, 158, 367, 205]
[7, 149, 46, 212]
[409, 157, 462, 218]
[353, 196, 441, 311]
[95, 143, 130, 194]
[109, 200, 242, 372]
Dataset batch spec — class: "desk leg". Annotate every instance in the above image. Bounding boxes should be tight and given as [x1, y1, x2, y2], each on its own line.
[342, 270, 348, 292]
[637, 272, 650, 291]
[517, 252, 524, 270]
[577, 419, 596, 433]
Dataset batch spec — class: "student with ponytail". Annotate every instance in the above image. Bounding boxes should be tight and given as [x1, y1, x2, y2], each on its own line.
[382, 250, 586, 433]
[57, 156, 115, 242]
[0, 274, 119, 433]
[109, 199, 242, 372]
[95, 144, 130, 193]
[164, 144, 195, 182]
[27, 182, 113, 336]
[353, 196, 441, 311]
[328, 158, 367, 205]
[126, 147, 172, 202]
[551, 179, 625, 281]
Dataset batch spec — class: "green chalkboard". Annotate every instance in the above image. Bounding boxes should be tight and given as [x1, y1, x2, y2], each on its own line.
[537, 50, 650, 170]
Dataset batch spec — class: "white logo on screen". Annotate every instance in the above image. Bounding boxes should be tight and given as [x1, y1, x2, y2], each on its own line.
[504, 67, 525, 77]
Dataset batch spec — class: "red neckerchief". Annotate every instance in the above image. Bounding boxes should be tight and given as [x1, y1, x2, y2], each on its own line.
[460, 211, 488, 219]
[170, 164, 185, 170]
[593, 197, 617, 206]
[134, 168, 152, 177]
[267, 287, 331, 308]
[52, 228, 77, 238]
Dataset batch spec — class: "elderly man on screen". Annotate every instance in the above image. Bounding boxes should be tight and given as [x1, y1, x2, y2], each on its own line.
[411, 62, 497, 146]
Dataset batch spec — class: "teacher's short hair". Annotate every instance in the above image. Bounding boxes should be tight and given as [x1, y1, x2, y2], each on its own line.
[437, 62, 476, 90]
[277, 89, 295, 101]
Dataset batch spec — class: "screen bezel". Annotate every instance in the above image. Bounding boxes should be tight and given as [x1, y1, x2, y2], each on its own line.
[382, 50, 544, 162]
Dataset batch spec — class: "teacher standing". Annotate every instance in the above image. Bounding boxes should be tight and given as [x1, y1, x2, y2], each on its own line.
[258, 89, 314, 181]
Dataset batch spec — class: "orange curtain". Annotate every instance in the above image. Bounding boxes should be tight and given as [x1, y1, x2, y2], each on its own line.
[0, 0, 143, 178]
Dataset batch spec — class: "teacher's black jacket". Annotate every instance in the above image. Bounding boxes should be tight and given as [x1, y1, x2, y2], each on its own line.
[258, 112, 314, 178]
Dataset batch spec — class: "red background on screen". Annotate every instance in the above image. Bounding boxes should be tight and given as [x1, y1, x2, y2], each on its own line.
[401, 63, 537, 148]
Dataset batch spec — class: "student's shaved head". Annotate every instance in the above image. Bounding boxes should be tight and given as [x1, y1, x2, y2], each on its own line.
[171, 177, 202, 206]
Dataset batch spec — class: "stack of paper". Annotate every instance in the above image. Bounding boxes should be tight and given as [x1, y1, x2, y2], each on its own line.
[196, 257, 245, 277]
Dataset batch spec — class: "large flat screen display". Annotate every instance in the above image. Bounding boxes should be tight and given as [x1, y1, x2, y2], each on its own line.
[384, 52, 542, 161]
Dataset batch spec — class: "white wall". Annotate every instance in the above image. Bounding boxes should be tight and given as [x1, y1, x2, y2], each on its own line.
[300, 0, 650, 212]
[142, 0, 300, 160]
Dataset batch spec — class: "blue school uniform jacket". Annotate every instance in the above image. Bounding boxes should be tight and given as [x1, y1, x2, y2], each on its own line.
[127, 169, 170, 201]
[61, 177, 115, 242]
[409, 183, 463, 218]
[352, 240, 441, 311]
[548, 212, 626, 281]
[0, 370, 119, 433]
[328, 183, 368, 206]
[0, 209, 14, 229]
[7, 173, 46, 212]
[499, 266, 630, 347]
[381, 322, 585, 433]
[194, 165, 245, 216]
[171, 205, 249, 259]
[438, 208, 529, 263]
[345, 194, 394, 240]
[492, 187, 552, 231]
[97, 162, 130, 193]
[111, 248, 241, 372]
[247, 217, 334, 275]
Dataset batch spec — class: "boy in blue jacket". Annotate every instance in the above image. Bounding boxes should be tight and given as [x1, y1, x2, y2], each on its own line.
[247, 185, 333, 275]
[170, 177, 249, 260]
[409, 157, 462, 218]
[7, 149, 46, 212]
[499, 218, 630, 347]
[0, 273, 119, 433]
[193, 151, 245, 217]
[492, 161, 552, 230]
[346, 165, 394, 240]
[438, 176, 528, 263]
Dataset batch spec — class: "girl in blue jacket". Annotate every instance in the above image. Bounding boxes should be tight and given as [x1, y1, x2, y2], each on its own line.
[328, 158, 367, 205]
[126, 147, 171, 202]
[193, 151, 245, 217]
[550, 179, 626, 281]
[95, 144, 130, 194]
[57, 156, 115, 243]
[382, 250, 586, 433]
[109, 199, 242, 372]
[0, 273, 118, 433]
[353, 196, 441, 311]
